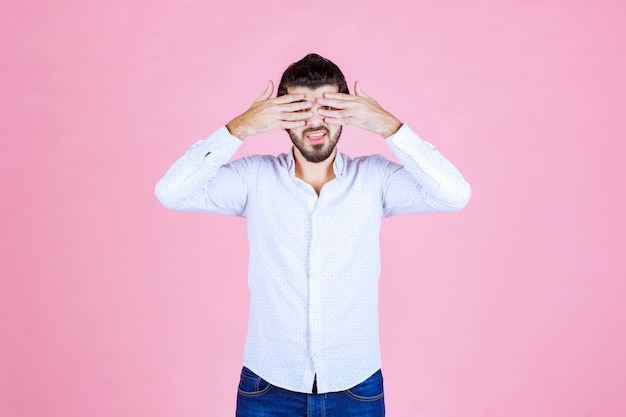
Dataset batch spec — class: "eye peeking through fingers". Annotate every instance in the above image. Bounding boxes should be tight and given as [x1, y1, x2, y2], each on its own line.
[322, 106, 333, 111]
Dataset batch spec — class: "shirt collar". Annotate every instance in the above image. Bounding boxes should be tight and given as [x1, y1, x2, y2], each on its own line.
[332, 150, 346, 180]
[287, 147, 346, 181]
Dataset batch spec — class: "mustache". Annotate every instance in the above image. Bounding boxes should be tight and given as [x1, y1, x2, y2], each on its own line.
[302, 125, 330, 136]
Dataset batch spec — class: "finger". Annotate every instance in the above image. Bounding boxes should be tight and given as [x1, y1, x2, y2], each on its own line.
[322, 92, 356, 100]
[318, 107, 351, 119]
[253, 80, 274, 103]
[281, 110, 313, 121]
[323, 116, 351, 126]
[355, 81, 370, 98]
[316, 97, 354, 109]
[272, 93, 306, 104]
[280, 100, 312, 112]
[280, 120, 307, 129]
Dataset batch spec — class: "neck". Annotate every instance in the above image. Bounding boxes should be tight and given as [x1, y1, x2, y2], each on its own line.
[293, 147, 337, 195]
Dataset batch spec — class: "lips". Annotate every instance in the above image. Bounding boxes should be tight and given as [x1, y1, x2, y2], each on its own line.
[306, 131, 326, 144]
[303, 126, 329, 145]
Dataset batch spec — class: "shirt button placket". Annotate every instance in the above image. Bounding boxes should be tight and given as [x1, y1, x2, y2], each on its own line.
[308, 199, 323, 372]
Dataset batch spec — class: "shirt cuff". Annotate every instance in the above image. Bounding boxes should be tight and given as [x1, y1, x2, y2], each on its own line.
[385, 123, 422, 147]
[190, 125, 243, 162]
[206, 125, 243, 151]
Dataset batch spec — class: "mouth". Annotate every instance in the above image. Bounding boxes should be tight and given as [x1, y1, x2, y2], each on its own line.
[304, 127, 329, 145]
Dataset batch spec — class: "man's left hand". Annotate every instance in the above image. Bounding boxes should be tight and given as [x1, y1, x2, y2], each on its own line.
[316, 81, 402, 138]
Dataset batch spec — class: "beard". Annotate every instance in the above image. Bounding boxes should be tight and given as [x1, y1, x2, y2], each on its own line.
[288, 125, 342, 163]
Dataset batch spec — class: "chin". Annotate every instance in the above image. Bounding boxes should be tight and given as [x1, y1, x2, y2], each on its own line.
[288, 128, 341, 161]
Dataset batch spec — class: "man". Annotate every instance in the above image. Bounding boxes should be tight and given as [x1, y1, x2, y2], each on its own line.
[155, 53, 471, 417]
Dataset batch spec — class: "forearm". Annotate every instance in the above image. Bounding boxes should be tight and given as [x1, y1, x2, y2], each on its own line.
[385, 124, 471, 210]
[155, 126, 242, 210]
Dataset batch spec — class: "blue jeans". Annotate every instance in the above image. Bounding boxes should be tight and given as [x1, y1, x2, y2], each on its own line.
[236, 367, 385, 417]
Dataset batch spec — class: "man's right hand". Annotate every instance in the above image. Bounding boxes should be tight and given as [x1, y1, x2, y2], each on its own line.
[226, 81, 313, 140]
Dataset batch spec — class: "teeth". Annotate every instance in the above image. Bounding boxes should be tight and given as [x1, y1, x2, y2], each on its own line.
[309, 132, 324, 138]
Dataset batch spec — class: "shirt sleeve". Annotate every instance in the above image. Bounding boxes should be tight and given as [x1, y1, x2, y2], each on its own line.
[154, 125, 251, 216]
[381, 124, 471, 216]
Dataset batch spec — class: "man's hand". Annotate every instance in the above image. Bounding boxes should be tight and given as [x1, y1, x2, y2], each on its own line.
[226, 81, 313, 140]
[316, 81, 402, 138]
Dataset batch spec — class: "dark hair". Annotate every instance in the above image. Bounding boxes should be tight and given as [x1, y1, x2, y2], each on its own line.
[277, 53, 349, 96]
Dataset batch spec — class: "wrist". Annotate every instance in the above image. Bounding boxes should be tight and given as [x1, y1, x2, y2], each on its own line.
[379, 117, 402, 138]
[226, 118, 248, 141]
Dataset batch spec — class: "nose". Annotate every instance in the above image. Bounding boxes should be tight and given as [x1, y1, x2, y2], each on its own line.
[307, 103, 324, 126]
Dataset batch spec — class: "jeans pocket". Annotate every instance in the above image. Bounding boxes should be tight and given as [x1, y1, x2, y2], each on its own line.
[237, 367, 272, 397]
[344, 370, 384, 402]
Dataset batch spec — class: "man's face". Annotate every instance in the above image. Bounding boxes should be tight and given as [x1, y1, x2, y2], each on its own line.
[287, 85, 342, 163]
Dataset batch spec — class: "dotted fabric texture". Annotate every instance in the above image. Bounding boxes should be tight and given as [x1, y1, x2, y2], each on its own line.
[155, 124, 470, 393]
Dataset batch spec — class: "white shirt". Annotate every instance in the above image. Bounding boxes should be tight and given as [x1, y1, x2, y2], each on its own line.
[155, 124, 471, 393]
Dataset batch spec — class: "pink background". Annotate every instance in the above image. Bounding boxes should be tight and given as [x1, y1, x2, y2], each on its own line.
[2, 0, 625, 416]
